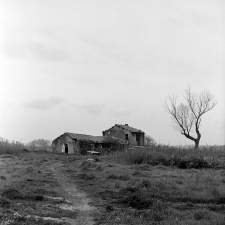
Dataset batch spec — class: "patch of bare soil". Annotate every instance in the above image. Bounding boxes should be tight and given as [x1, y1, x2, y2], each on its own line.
[0, 153, 96, 225]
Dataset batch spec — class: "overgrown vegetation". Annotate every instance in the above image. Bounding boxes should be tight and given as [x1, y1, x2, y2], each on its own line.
[0, 152, 76, 224]
[111, 145, 225, 169]
[0, 137, 52, 154]
[61, 144, 225, 224]
[0, 137, 24, 154]
[1, 143, 225, 225]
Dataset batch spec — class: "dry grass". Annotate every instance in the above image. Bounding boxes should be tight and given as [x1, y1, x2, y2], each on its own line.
[0, 152, 77, 225]
[0, 137, 25, 154]
[58, 145, 225, 225]
[1, 143, 225, 225]
[110, 145, 225, 169]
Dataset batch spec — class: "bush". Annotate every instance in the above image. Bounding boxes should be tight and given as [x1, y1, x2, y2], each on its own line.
[111, 145, 222, 169]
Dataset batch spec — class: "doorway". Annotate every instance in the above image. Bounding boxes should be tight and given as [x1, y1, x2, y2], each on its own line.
[136, 134, 140, 146]
[65, 144, 69, 154]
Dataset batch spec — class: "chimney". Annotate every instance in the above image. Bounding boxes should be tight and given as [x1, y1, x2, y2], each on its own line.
[125, 124, 128, 126]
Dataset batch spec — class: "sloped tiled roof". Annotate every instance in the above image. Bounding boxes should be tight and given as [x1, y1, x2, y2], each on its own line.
[65, 132, 126, 144]
[66, 133, 104, 142]
[103, 124, 144, 134]
[115, 124, 144, 133]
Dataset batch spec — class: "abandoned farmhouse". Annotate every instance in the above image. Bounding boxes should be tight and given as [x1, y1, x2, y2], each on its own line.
[52, 124, 145, 154]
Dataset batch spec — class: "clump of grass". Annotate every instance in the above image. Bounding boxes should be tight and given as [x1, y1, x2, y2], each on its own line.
[79, 159, 98, 171]
[9, 217, 67, 225]
[0, 197, 11, 209]
[96, 165, 103, 171]
[0, 176, 6, 180]
[133, 170, 144, 176]
[77, 173, 95, 180]
[107, 174, 130, 181]
[1, 188, 24, 200]
[137, 179, 152, 188]
[142, 200, 171, 222]
[107, 174, 118, 180]
[115, 182, 121, 189]
[115, 186, 171, 222]
[118, 190, 154, 210]
[193, 209, 211, 220]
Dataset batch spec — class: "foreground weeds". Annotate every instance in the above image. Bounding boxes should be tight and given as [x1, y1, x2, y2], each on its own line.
[2, 144, 225, 225]
[59, 145, 225, 225]
[0, 153, 78, 225]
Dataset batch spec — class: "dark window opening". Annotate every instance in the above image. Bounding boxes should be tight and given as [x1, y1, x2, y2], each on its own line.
[125, 134, 128, 141]
[136, 134, 140, 145]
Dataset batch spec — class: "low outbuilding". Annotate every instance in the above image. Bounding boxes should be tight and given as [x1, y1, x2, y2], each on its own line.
[52, 132, 126, 155]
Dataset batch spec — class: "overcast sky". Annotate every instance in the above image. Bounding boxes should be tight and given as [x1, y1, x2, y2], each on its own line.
[0, 0, 224, 145]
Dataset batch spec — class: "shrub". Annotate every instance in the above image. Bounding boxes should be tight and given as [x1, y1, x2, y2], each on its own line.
[111, 145, 222, 169]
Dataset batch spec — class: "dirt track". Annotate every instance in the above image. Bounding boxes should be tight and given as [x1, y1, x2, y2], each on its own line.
[0, 152, 96, 225]
[52, 161, 95, 225]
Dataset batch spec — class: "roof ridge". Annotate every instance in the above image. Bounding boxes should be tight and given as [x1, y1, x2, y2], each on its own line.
[114, 124, 144, 133]
[67, 132, 101, 137]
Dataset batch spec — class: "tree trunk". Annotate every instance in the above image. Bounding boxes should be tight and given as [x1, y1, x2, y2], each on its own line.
[194, 128, 201, 149]
[183, 132, 201, 149]
[194, 140, 200, 149]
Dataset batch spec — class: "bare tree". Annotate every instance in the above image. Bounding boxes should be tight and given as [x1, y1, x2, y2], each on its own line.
[145, 135, 156, 146]
[27, 139, 51, 150]
[164, 86, 217, 149]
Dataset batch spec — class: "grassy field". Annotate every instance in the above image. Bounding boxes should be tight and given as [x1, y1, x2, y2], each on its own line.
[61, 145, 225, 225]
[1, 140, 225, 225]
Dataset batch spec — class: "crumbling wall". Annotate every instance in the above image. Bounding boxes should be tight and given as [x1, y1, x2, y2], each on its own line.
[52, 134, 76, 154]
[103, 126, 137, 146]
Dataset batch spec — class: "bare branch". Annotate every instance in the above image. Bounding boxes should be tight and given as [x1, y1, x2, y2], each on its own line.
[164, 86, 217, 149]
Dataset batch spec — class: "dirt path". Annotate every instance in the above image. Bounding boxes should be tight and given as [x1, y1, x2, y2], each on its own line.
[51, 161, 96, 225]
[0, 153, 97, 225]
